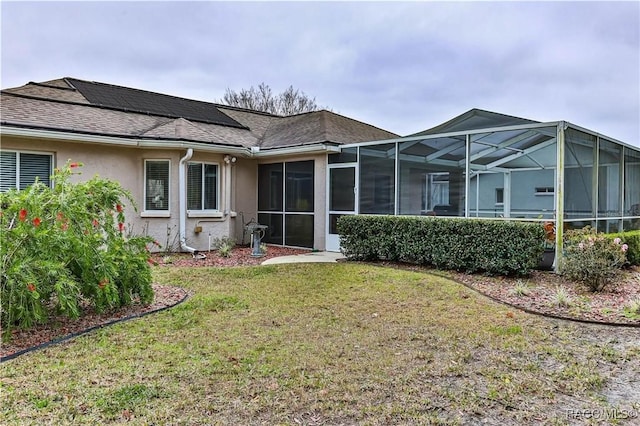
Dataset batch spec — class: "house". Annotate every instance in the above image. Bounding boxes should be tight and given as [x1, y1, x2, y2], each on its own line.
[2, 78, 639, 255]
[0, 78, 398, 252]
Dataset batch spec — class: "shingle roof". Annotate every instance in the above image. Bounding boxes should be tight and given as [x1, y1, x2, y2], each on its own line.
[3, 78, 90, 103]
[259, 110, 399, 148]
[216, 106, 280, 141]
[0, 89, 254, 147]
[410, 108, 538, 136]
[1, 77, 399, 151]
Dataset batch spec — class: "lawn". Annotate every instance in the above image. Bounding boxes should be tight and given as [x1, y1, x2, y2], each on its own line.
[2, 263, 639, 425]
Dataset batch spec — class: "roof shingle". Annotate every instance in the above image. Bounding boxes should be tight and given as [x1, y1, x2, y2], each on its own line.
[1, 77, 399, 151]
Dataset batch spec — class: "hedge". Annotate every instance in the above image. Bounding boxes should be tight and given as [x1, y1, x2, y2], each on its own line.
[337, 215, 546, 276]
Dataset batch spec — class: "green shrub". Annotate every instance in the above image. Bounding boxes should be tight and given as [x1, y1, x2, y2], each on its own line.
[337, 215, 545, 276]
[606, 230, 640, 266]
[560, 227, 628, 292]
[212, 236, 235, 258]
[0, 162, 155, 338]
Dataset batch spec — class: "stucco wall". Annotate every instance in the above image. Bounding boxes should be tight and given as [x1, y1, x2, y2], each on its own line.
[232, 158, 258, 245]
[1, 135, 238, 252]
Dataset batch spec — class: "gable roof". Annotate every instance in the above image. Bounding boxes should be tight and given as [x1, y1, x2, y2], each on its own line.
[410, 108, 538, 136]
[259, 110, 399, 149]
[1, 77, 399, 152]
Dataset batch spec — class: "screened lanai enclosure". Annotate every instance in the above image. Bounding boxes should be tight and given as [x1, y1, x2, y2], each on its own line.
[326, 110, 640, 254]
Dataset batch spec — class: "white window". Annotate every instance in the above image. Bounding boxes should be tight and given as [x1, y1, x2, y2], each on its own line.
[0, 150, 53, 192]
[144, 160, 170, 213]
[535, 187, 554, 196]
[495, 188, 504, 205]
[425, 172, 450, 211]
[187, 162, 219, 211]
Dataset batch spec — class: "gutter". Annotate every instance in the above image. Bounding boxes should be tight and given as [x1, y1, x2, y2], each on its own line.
[0, 125, 250, 156]
[0, 125, 346, 157]
[179, 149, 197, 253]
[250, 143, 341, 157]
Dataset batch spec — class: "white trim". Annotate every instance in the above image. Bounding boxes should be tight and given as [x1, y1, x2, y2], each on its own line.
[0, 126, 352, 158]
[0, 126, 248, 154]
[340, 121, 563, 149]
[326, 162, 358, 252]
[187, 210, 224, 218]
[138, 140, 247, 155]
[140, 211, 171, 218]
[252, 144, 340, 157]
[2, 127, 139, 146]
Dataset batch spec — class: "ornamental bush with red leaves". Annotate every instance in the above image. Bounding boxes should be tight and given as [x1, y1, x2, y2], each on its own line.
[0, 161, 155, 339]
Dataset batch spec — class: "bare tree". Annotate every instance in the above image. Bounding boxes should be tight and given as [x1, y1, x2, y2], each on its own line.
[218, 83, 327, 115]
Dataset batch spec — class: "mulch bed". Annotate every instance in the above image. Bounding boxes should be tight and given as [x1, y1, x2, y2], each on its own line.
[0, 284, 190, 361]
[151, 245, 310, 267]
[2, 246, 638, 360]
[453, 267, 640, 326]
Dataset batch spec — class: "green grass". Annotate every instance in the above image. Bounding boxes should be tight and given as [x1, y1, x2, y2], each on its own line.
[2, 263, 639, 425]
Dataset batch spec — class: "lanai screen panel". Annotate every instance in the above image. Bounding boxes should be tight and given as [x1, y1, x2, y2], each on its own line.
[564, 128, 596, 225]
[468, 127, 557, 219]
[398, 136, 466, 216]
[359, 143, 396, 214]
[624, 147, 640, 231]
[597, 139, 622, 233]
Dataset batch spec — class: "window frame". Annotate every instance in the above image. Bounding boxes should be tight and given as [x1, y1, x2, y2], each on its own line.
[0, 149, 54, 192]
[257, 160, 315, 248]
[142, 159, 171, 217]
[495, 187, 504, 206]
[186, 161, 221, 217]
[535, 186, 555, 196]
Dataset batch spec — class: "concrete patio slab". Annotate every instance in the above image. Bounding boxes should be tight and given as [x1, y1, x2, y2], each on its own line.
[261, 251, 345, 265]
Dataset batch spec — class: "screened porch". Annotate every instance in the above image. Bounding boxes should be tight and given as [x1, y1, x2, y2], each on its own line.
[327, 110, 640, 254]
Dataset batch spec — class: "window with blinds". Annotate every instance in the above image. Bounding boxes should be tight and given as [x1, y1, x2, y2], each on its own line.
[144, 160, 170, 211]
[187, 162, 218, 211]
[0, 151, 52, 192]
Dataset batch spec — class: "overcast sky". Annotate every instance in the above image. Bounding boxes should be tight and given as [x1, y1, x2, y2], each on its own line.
[2, 1, 639, 145]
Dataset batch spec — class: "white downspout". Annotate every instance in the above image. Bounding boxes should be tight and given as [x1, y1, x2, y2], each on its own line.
[179, 148, 196, 253]
[223, 155, 234, 215]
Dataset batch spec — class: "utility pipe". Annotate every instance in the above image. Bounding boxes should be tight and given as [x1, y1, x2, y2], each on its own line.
[179, 148, 196, 253]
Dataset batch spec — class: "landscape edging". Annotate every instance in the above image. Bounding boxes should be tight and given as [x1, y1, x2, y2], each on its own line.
[454, 279, 640, 328]
[1, 286, 191, 363]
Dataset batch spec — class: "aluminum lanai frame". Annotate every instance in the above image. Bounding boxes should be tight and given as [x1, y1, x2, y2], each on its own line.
[337, 119, 640, 271]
